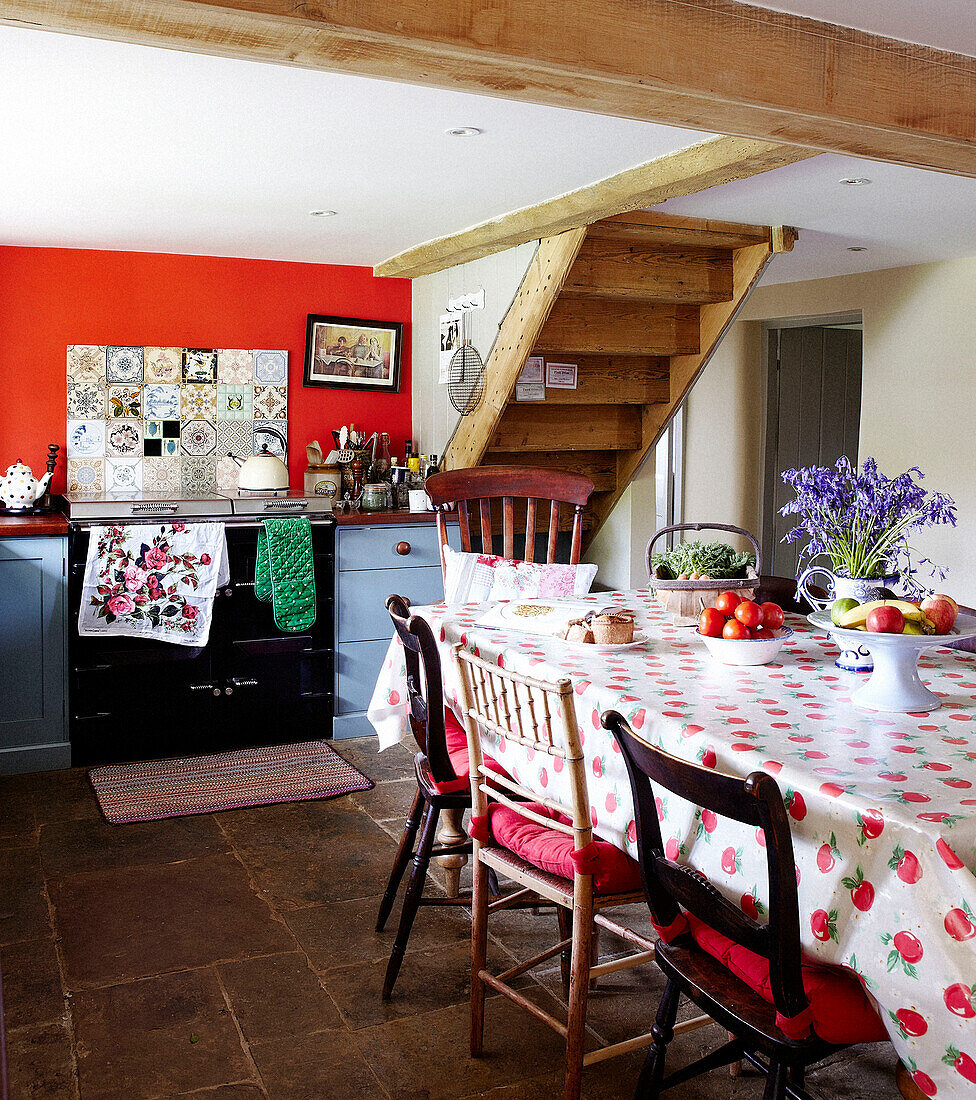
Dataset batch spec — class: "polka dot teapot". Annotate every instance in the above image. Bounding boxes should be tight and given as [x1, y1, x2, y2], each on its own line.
[1, 459, 54, 510]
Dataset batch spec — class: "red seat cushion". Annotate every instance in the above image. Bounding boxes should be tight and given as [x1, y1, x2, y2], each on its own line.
[486, 802, 642, 895]
[684, 913, 888, 1045]
[427, 708, 504, 795]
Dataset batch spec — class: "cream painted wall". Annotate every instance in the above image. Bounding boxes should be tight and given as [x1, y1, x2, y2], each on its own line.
[411, 241, 538, 457]
[682, 255, 976, 603]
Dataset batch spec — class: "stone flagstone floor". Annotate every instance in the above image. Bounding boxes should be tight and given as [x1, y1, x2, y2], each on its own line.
[0, 739, 900, 1099]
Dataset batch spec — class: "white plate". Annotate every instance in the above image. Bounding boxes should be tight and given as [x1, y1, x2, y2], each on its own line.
[560, 630, 648, 651]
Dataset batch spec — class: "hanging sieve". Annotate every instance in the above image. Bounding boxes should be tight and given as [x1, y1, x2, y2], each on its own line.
[447, 303, 485, 415]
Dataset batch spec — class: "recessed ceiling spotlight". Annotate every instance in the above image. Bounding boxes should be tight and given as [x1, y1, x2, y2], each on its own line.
[446, 126, 482, 137]
[309, 209, 337, 217]
[847, 246, 868, 252]
[839, 177, 872, 186]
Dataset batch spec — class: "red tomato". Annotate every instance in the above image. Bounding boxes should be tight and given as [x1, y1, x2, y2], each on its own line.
[715, 590, 743, 615]
[734, 600, 763, 628]
[752, 627, 776, 640]
[698, 607, 725, 637]
[722, 619, 751, 640]
[759, 602, 785, 629]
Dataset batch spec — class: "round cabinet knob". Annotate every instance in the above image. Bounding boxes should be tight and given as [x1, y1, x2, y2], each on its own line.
[395, 541, 411, 556]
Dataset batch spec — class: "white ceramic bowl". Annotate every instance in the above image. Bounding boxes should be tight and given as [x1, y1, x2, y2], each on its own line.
[696, 627, 793, 666]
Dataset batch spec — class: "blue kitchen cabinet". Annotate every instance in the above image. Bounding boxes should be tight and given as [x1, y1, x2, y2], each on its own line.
[333, 520, 457, 739]
[0, 536, 70, 773]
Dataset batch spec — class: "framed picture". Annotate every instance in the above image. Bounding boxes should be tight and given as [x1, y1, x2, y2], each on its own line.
[303, 314, 403, 392]
[518, 355, 544, 384]
[546, 361, 578, 389]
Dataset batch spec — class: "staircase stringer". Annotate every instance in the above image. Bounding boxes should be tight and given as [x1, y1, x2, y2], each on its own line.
[583, 239, 775, 549]
[441, 227, 587, 471]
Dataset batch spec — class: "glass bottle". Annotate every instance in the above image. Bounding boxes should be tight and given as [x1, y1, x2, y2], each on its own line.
[370, 431, 392, 482]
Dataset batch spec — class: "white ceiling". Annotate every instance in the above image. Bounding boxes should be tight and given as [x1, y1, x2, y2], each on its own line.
[0, 21, 974, 285]
[743, 0, 976, 57]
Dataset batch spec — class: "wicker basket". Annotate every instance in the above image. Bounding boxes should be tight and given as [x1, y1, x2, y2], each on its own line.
[646, 522, 761, 627]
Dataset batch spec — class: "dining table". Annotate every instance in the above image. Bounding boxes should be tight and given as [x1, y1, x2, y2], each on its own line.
[368, 590, 976, 1097]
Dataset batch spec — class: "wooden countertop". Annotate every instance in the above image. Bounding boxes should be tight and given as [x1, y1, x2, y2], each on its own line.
[0, 511, 69, 537]
[333, 508, 451, 526]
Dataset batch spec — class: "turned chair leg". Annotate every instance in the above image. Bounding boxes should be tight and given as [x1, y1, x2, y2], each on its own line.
[557, 906, 572, 987]
[634, 977, 680, 1100]
[376, 788, 424, 933]
[382, 800, 440, 1000]
[470, 858, 490, 1056]
[563, 906, 593, 1100]
[763, 1058, 790, 1100]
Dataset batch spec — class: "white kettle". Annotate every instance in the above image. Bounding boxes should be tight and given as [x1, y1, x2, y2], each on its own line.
[229, 446, 290, 493]
[1, 460, 54, 510]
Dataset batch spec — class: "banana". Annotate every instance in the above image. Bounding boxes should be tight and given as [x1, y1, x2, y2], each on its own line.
[837, 600, 927, 630]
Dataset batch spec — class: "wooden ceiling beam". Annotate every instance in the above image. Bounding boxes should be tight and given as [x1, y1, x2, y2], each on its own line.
[375, 137, 814, 277]
[1, 0, 973, 181]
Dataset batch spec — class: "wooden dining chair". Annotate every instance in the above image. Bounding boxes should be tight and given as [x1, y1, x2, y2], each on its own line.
[453, 646, 709, 1100]
[604, 710, 890, 1100]
[375, 594, 478, 999]
[425, 465, 594, 571]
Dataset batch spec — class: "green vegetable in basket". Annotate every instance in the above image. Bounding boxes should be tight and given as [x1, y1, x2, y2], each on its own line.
[649, 540, 755, 581]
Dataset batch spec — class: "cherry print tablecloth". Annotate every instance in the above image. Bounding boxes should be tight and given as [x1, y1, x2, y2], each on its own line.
[368, 591, 976, 1095]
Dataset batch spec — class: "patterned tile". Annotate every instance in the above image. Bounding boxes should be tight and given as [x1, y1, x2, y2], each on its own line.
[144, 347, 182, 384]
[181, 457, 217, 494]
[143, 457, 181, 493]
[67, 383, 105, 420]
[67, 458, 103, 493]
[181, 383, 217, 419]
[216, 420, 252, 458]
[105, 419, 143, 459]
[254, 350, 287, 384]
[107, 384, 142, 419]
[217, 349, 254, 384]
[253, 385, 287, 421]
[216, 455, 240, 492]
[106, 458, 143, 493]
[216, 384, 253, 421]
[106, 346, 144, 383]
[66, 420, 105, 458]
[252, 420, 287, 459]
[183, 349, 217, 383]
[143, 384, 181, 420]
[67, 346, 106, 384]
[142, 430, 180, 458]
[181, 419, 217, 457]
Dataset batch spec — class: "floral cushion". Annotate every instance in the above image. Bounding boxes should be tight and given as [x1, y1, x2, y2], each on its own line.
[486, 801, 642, 895]
[442, 544, 597, 605]
[683, 913, 889, 1045]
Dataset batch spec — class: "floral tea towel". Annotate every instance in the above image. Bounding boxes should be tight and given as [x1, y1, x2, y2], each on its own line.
[78, 523, 229, 646]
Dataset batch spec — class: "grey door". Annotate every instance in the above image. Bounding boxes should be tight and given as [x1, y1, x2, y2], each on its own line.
[763, 325, 862, 578]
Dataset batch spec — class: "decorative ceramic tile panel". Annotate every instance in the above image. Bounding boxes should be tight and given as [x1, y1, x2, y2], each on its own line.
[66, 420, 105, 458]
[105, 419, 143, 458]
[217, 349, 253, 384]
[144, 347, 182, 384]
[254, 350, 287, 383]
[67, 458, 104, 493]
[67, 346, 106, 384]
[66, 345, 287, 494]
[106, 346, 144, 383]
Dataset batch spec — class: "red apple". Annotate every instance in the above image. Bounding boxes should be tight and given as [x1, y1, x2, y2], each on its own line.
[893, 931, 923, 963]
[945, 983, 976, 1018]
[945, 908, 975, 940]
[922, 597, 957, 634]
[866, 605, 905, 633]
[933, 593, 959, 614]
[895, 1008, 927, 1037]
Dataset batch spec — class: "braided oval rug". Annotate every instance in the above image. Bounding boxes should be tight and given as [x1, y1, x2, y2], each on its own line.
[89, 740, 373, 824]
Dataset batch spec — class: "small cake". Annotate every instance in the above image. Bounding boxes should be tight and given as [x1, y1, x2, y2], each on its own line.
[564, 619, 594, 643]
[591, 610, 635, 644]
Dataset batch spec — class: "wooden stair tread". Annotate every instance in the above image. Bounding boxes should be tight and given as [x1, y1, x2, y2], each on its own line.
[488, 403, 641, 452]
[524, 354, 670, 405]
[538, 298, 700, 357]
[587, 211, 771, 250]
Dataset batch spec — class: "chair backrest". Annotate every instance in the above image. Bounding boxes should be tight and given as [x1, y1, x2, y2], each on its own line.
[425, 465, 594, 571]
[453, 644, 594, 853]
[604, 710, 808, 1022]
[385, 594, 456, 785]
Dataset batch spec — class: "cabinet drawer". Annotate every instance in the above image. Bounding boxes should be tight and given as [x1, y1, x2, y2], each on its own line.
[337, 523, 449, 572]
[337, 566, 444, 642]
[335, 638, 393, 715]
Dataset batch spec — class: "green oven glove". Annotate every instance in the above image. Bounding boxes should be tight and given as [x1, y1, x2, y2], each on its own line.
[254, 517, 317, 632]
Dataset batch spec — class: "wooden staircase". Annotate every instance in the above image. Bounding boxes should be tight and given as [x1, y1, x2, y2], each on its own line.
[442, 211, 795, 547]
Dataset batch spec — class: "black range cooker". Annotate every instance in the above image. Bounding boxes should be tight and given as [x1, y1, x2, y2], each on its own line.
[64, 491, 335, 766]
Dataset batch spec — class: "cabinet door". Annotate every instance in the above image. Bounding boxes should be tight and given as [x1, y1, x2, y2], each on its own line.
[0, 537, 69, 771]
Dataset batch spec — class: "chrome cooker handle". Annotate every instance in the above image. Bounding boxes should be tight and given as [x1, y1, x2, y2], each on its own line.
[130, 501, 179, 514]
[262, 499, 307, 511]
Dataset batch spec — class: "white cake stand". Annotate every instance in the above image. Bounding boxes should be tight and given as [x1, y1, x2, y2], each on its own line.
[808, 610, 976, 713]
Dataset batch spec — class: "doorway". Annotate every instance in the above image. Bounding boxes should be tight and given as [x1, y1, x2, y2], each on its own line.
[761, 313, 863, 578]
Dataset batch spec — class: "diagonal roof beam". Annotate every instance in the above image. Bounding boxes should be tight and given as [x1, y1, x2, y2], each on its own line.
[0, 0, 973, 178]
[373, 136, 816, 278]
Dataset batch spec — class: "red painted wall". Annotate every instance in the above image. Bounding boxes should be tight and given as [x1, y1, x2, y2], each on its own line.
[0, 247, 412, 493]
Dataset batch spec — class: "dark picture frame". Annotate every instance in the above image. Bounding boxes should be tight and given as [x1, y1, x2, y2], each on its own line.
[303, 314, 403, 392]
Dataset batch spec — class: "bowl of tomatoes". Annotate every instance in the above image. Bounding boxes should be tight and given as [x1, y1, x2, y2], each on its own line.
[696, 592, 792, 666]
